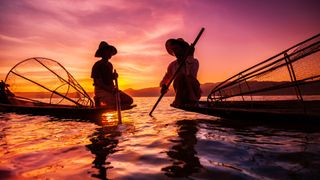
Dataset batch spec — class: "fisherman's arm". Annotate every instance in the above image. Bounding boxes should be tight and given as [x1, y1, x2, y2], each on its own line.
[160, 62, 176, 86]
[113, 71, 118, 80]
[109, 63, 118, 80]
[160, 62, 175, 93]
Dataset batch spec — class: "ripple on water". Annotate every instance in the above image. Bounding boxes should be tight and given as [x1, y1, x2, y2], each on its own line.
[1, 97, 320, 179]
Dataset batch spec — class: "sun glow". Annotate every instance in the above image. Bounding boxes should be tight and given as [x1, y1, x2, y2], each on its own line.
[0, 1, 319, 90]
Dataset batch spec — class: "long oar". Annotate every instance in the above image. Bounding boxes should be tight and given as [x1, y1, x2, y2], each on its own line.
[149, 27, 205, 116]
[114, 69, 122, 124]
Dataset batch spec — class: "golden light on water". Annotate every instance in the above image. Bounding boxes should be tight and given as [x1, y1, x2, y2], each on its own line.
[0, 114, 98, 179]
[101, 112, 123, 126]
[2, 97, 320, 179]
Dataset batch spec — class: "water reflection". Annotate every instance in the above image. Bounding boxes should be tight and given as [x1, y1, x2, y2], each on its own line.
[162, 119, 202, 177]
[86, 125, 120, 180]
[85, 113, 122, 180]
[1, 97, 320, 179]
[0, 113, 10, 158]
[195, 119, 320, 179]
[162, 118, 320, 179]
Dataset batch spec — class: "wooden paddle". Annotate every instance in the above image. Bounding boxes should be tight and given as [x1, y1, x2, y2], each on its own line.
[114, 69, 122, 124]
[149, 28, 205, 116]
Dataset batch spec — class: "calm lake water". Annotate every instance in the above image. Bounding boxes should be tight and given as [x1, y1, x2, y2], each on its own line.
[1, 97, 320, 179]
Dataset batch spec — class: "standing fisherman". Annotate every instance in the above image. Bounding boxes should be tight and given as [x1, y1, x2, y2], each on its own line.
[91, 41, 133, 107]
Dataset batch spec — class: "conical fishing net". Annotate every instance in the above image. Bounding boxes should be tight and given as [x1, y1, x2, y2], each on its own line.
[5, 57, 93, 107]
[209, 34, 320, 102]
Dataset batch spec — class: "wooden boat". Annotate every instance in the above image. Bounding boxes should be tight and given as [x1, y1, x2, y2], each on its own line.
[174, 33, 320, 121]
[0, 57, 135, 121]
[0, 99, 135, 120]
[173, 100, 320, 121]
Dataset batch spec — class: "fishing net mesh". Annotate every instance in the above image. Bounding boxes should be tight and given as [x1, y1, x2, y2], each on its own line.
[5, 57, 93, 107]
[209, 35, 320, 102]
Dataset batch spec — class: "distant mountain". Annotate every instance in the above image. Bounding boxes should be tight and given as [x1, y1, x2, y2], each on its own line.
[12, 81, 320, 98]
[123, 81, 320, 97]
[123, 82, 220, 97]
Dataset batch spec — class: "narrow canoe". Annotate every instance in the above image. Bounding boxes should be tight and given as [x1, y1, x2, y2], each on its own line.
[0, 101, 136, 121]
[172, 100, 320, 122]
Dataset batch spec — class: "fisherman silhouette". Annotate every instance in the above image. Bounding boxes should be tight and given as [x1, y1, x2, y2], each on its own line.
[0, 81, 14, 104]
[91, 41, 133, 107]
[160, 38, 201, 107]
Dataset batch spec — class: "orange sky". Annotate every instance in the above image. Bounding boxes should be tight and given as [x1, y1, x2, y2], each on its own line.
[0, 0, 319, 91]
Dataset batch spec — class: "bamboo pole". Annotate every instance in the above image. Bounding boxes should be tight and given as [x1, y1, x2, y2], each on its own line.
[114, 70, 122, 124]
[149, 28, 205, 116]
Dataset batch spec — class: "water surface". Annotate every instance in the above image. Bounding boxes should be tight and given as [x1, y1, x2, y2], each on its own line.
[1, 97, 320, 179]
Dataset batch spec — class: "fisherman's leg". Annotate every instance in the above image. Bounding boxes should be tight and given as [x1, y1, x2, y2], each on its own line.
[95, 88, 116, 106]
[118, 91, 133, 105]
[185, 76, 201, 103]
[101, 95, 116, 106]
[173, 75, 188, 106]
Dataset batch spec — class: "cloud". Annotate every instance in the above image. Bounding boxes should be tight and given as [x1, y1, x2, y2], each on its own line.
[0, 34, 31, 44]
[1, 0, 319, 90]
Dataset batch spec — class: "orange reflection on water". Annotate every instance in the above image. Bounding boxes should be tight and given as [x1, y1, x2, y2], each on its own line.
[0, 114, 98, 179]
[101, 112, 132, 127]
[101, 112, 119, 127]
[4, 122, 94, 155]
[20, 152, 93, 178]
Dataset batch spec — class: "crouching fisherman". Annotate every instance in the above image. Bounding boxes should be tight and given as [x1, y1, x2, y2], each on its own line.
[160, 38, 201, 107]
[91, 41, 133, 107]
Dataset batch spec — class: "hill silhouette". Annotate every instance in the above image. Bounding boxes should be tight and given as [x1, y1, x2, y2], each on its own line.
[123, 81, 320, 97]
[13, 81, 320, 98]
[123, 82, 219, 97]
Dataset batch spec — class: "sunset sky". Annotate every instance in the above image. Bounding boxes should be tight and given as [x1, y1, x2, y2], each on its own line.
[0, 0, 319, 91]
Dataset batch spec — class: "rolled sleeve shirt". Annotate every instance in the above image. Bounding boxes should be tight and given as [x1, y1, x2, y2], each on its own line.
[160, 56, 199, 87]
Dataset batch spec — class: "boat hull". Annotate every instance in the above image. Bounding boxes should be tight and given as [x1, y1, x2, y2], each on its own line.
[0, 103, 136, 121]
[173, 100, 320, 122]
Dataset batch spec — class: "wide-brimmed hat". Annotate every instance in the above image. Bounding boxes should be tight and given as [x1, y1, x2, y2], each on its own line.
[94, 41, 117, 57]
[165, 38, 190, 56]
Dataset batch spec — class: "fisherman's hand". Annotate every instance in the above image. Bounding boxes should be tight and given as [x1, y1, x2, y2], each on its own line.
[161, 84, 168, 94]
[113, 72, 119, 79]
[189, 46, 195, 56]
